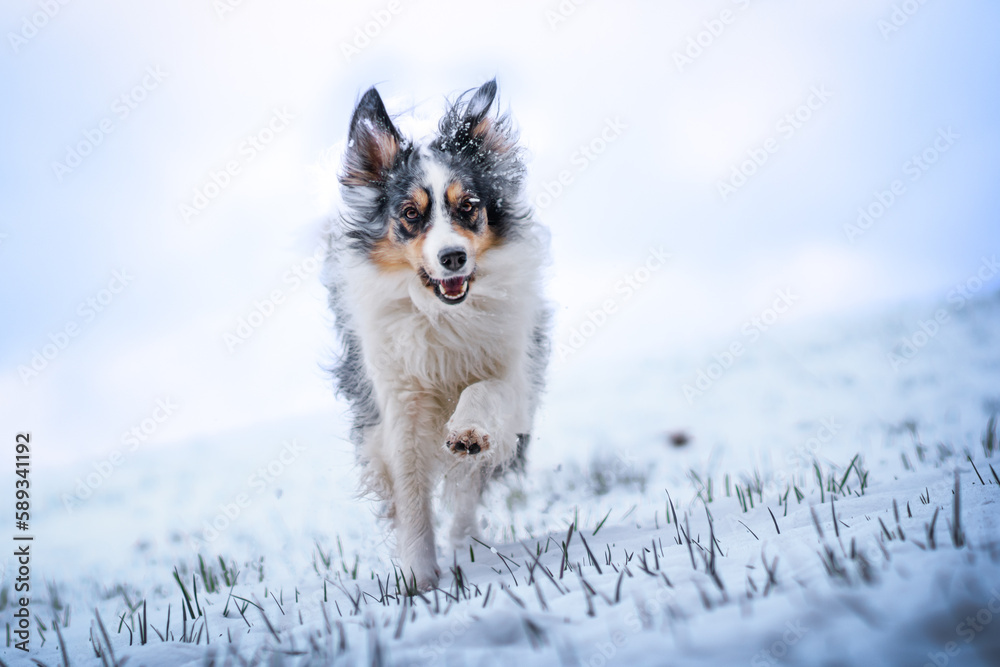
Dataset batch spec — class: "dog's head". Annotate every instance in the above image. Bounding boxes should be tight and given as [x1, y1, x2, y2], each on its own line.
[338, 80, 525, 306]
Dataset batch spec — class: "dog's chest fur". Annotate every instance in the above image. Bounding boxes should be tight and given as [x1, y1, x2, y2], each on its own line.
[346, 260, 530, 401]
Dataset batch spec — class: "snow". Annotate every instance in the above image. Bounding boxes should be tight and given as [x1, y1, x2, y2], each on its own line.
[4, 289, 1000, 666]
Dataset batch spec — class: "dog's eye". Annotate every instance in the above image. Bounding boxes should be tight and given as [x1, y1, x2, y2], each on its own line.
[459, 199, 478, 213]
[402, 206, 420, 221]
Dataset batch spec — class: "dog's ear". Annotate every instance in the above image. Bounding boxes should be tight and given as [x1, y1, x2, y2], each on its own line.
[341, 87, 402, 187]
[464, 79, 498, 134]
[437, 79, 517, 159]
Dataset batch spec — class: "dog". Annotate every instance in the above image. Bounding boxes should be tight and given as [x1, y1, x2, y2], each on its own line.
[323, 80, 550, 591]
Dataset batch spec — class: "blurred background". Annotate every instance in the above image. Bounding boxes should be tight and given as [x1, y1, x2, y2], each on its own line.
[1, 0, 998, 472]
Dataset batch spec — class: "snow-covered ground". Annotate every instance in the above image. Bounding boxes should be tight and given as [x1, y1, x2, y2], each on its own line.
[5, 288, 1000, 666]
[3, 2, 1000, 665]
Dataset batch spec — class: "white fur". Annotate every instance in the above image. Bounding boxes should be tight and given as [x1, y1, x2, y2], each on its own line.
[419, 155, 474, 280]
[333, 220, 546, 590]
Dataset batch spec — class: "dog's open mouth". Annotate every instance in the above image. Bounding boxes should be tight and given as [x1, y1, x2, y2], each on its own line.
[421, 271, 473, 305]
[433, 276, 471, 304]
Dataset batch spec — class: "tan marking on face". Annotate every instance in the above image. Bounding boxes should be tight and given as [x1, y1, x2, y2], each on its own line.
[411, 187, 429, 213]
[440, 180, 497, 261]
[371, 186, 430, 274]
[445, 181, 465, 209]
[451, 210, 497, 262]
[445, 180, 480, 221]
[371, 231, 426, 273]
[371, 235, 407, 271]
[393, 186, 431, 243]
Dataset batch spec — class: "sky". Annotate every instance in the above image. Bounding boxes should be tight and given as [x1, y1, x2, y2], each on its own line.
[1, 0, 999, 467]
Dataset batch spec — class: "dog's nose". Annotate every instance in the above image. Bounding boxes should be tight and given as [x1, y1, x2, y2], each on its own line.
[438, 248, 467, 272]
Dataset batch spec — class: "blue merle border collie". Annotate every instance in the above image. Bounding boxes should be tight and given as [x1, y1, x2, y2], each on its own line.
[323, 80, 550, 591]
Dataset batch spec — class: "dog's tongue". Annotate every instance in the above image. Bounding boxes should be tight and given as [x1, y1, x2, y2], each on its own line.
[441, 277, 466, 297]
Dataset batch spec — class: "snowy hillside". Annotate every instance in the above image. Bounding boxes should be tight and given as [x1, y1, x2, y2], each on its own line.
[4, 290, 1000, 666]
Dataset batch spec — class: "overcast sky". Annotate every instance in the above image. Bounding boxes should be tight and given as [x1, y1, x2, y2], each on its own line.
[2, 0, 998, 466]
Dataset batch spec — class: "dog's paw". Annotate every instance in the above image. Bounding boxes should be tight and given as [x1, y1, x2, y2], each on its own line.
[446, 427, 491, 457]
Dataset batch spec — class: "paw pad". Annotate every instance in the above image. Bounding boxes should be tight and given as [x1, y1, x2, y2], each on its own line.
[447, 428, 490, 456]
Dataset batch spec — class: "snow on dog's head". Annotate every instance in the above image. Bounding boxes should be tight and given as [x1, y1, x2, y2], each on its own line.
[337, 80, 527, 306]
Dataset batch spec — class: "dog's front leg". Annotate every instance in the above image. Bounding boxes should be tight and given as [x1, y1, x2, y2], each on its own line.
[385, 391, 440, 591]
[445, 379, 523, 466]
[444, 379, 523, 545]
